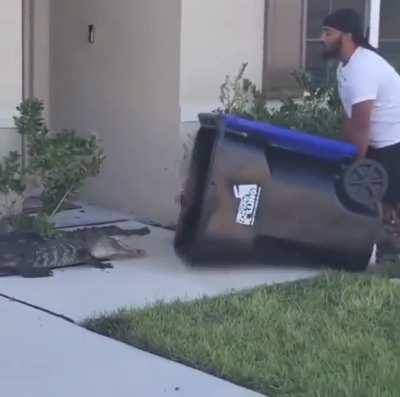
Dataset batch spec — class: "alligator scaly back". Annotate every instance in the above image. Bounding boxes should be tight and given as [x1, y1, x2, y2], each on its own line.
[0, 225, 150, 277]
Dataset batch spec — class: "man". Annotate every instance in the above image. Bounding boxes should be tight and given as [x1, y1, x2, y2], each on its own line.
[321, 8, 400, 234]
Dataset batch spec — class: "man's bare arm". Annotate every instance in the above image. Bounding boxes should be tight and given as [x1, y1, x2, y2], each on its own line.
[343, 101, 373, 159]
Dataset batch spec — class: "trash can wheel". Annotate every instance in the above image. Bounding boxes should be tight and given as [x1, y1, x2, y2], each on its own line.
[343, 159, 388, 209]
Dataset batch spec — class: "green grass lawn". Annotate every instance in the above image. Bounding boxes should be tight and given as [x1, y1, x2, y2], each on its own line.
[84, 272, 400, 397]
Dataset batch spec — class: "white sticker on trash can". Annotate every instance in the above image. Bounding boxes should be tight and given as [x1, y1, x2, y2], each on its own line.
[233, 184, 261, 226]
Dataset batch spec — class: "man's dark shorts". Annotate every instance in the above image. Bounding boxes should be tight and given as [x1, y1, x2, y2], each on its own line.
[368, 142, 400, 204]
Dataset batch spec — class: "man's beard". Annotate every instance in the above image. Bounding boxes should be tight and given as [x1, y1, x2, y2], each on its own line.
[322, 37, 342, 61]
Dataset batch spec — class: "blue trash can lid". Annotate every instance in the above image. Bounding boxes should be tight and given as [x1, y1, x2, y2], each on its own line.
[224, 115, 358, 163]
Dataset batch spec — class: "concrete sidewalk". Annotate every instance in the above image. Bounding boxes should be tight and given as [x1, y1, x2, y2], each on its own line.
[0, 204, 317, 396]
[0, 298, 265, 397]
[0, 205, 317, 322]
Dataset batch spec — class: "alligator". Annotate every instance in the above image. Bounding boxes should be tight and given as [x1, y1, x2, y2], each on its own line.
[0, 225, 150, 278]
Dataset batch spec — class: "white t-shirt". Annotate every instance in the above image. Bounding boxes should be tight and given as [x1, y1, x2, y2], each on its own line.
[337, 46, 400, 148]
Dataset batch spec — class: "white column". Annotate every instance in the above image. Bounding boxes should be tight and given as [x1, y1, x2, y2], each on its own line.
[0, 0, 22, 128]
[369, 0, 381, 48]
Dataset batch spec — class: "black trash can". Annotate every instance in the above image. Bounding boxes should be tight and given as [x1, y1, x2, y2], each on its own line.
[175, 114, 388, 271]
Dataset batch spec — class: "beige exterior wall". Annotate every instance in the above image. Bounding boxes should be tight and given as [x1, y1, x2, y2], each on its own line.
[180, 0, 265, 121]
[0, 131, 20, 159]
[48, 0, 265, 224]
[0, 0, 22, 154]
[32, 0, 51, 121]
[263, 0, 305, 97]
[50, 0, 182, 225]
[179, 0, 265, 182]
[0, 0, 22, 128]
[0, 0, 51, 160]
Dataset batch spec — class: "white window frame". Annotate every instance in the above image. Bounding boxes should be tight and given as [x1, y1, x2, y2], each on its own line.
[369, 0, 381, 48]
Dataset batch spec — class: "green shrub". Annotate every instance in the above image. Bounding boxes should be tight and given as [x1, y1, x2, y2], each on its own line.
[0, 151, 25, 196]
[217, 63, 345, 140]
[13, 98, 105, 216]
[0, 98, 105, 237]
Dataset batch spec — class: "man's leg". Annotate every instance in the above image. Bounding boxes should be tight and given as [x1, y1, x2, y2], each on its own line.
[367, 144, 400, 254]
[382, 202, 398, 226]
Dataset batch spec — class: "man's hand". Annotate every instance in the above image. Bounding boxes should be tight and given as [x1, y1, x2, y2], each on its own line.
[344, 100, 374, 159]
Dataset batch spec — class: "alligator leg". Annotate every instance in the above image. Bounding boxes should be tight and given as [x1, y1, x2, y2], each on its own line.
[103, 226, 151, 237]
[20, 267, 54, 278]
[120, 227, 150, 236]
[87, 256, 114, 270]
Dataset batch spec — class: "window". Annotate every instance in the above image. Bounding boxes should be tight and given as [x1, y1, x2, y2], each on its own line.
[262, 0, 372, 97]
[379, 0, 400, 70]
[263, 0, 306, 98]
[305, 0, 368, 85]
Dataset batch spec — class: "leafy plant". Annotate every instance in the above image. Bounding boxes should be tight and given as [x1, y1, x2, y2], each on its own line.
[217, 63, 345, 140]
[30, 130, 105, 215]
[0, 151, 25, 195]
[270, 70, 344, 139]
[0, 213, 61, 238]
[13, 98, 105, 216]
[14, 98, 48, 166]
[0, 98, 105, 238]
[218, 63, 262, 117]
